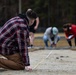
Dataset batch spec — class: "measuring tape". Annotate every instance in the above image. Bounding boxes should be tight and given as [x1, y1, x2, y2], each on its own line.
[33, 50, 53, 69]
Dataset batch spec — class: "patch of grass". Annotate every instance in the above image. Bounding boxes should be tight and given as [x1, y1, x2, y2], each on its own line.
[34, 33, 75, 47]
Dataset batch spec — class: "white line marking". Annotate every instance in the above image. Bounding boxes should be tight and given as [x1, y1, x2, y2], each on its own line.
[33, 50, 52, 69]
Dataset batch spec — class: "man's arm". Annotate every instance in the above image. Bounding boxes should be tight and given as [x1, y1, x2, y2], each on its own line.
[16, 27, 30, 66]
[54, 35, 58, 44]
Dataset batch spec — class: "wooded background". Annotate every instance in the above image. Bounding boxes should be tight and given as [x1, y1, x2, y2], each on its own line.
[0, 0, 76, 32]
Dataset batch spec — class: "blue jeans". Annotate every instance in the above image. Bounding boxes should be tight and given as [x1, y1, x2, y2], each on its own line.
[43, 35, 60, 47]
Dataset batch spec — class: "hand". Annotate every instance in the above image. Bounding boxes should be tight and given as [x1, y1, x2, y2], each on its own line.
[27, 38, 30, 46]
[25, 66, 32, 71]
[34, 26, 37, 30]
[51, 43, 56, 47]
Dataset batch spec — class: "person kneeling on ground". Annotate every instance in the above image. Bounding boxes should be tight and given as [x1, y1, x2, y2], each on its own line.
[63, 23, 76, 47]
[0, 9, 37, 71]
[43, 27, 60, 48]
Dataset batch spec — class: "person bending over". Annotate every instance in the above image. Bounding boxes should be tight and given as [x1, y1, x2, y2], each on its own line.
[0, 9, 37, 70]
[63, 23, 76, 47]
[26, 9, 39, 47]
[43, 27, 60, 48]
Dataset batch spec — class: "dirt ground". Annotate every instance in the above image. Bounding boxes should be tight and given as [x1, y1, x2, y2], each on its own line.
[0, 33, 76, 75]
[0, 48, 76, 75]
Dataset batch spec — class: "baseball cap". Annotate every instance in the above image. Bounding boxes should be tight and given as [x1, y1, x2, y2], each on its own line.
[52, 27, 58, 35]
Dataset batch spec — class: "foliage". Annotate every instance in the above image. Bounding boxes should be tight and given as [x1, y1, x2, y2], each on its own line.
[0, 0, 76, 32]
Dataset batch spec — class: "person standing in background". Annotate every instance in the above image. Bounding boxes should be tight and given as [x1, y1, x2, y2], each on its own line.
[26, 9, 39, 47]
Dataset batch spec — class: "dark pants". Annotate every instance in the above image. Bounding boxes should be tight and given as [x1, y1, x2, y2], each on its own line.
[0, 53, 25, 70]
[67, 37, 76, 46]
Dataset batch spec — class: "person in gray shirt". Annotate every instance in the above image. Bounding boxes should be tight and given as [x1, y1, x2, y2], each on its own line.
[43, 27, 60, 47]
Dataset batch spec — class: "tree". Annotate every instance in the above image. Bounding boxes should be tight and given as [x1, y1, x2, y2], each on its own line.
[0, 0, 76, 32]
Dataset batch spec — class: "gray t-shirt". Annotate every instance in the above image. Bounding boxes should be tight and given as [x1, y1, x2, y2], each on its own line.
[44, 27, 59, 44]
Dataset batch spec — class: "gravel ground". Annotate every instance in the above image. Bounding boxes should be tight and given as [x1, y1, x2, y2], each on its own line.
[0, 48, 76, 75]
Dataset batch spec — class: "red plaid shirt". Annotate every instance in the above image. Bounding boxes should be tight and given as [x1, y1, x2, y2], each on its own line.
[0, 16, 30, 66]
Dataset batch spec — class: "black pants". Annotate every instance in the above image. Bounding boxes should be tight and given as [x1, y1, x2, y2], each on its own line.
[67, 37, 76, 46]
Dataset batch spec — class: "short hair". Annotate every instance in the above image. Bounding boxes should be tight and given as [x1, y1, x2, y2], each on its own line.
[26, 9, 37, 19]
[63, 23, 71, 28]
[27, 8, 32, 11]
